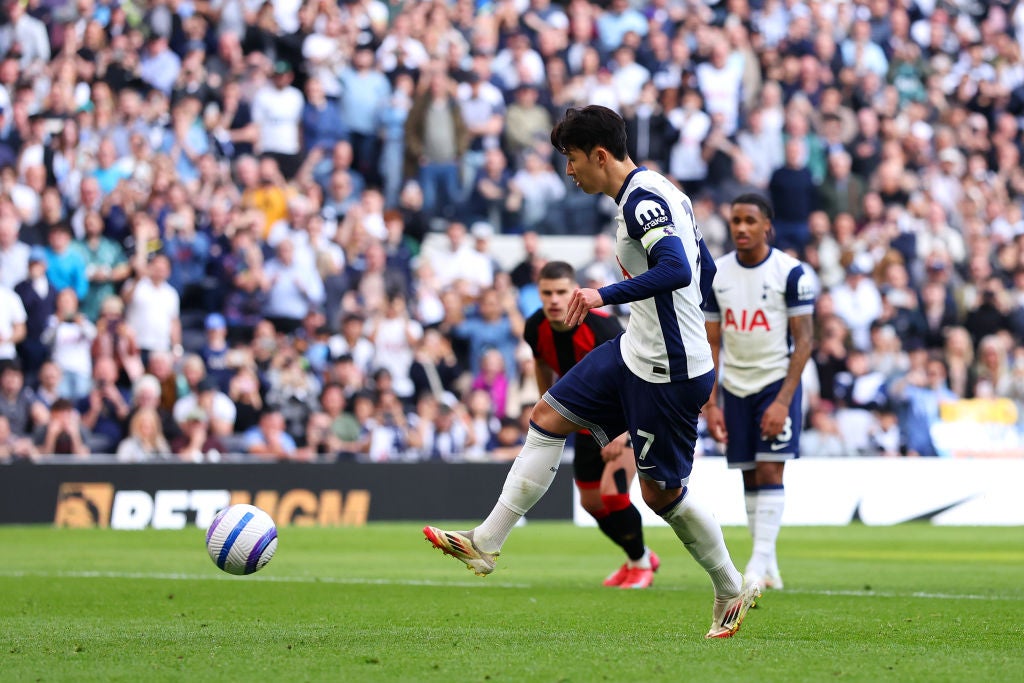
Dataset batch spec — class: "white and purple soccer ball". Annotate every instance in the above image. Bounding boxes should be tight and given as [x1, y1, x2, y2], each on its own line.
[206, 504, 278, 575]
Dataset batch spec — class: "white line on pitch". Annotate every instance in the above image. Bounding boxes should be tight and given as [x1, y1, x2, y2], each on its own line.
[0, 570, 1016, 601]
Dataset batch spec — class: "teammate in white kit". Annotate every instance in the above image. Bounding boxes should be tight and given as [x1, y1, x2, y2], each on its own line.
[702, 193, 815, 591]
[424, 105, 759, 639]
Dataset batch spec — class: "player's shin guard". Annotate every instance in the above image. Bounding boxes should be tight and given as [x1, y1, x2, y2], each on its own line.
[660, 490, 742, 597]
[474, 423, 566, 553]
[597, 493, 646, 561]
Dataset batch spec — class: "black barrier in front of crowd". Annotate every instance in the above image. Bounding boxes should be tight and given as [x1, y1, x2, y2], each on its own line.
[0, 462, 573, 528]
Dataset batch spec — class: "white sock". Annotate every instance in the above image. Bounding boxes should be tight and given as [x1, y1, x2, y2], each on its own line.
[474, 425, 566, 553]
[750, 487, 785, 573]
[744, 489, 758, 539]
[627, 548, 651, 570]
[661, 494, 742, 598]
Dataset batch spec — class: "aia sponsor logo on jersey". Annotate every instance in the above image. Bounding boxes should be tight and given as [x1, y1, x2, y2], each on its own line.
[723, 308, 771, 331]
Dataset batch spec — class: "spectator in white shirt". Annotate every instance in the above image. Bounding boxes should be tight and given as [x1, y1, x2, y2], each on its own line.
[123, 254, 181, 361]
[251, 61, 305, 179]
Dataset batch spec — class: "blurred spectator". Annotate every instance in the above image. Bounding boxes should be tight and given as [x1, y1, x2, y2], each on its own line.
[414, 392, 474, 462]
[123, 254, 181, 361]
[245, 407, 303, 461]
[77, 357, 131, 454]
[889, 356, 958, 458]
[504, 84, 552, 167]
[0, 361, 34, 438]
[305, 382, 365, 460]
[73, 210, 130, 320]
[366, 292, 423, 402]
[173, 375, 236, 439]
[768, 137, 816, 254]
[41, 288, 95, 402]
[404, 69, 467, 220]
[171, 406, 225, 463]
[340, 45, 391, 188]
[409, 327, 466, 403]
[0, 274, 26, 364]
[0, 208, 29, 289]
[252, 61, 304, 179]
[800, 403, 849, 458]
[264, 346, 321, 447]
[33, 398, 89, 457]
[91, 295, 144, 389]
[0, 413, 35, 462]
[227, 365, 264, 436]
[471, 347, 510, 420]
[507, 150, 566, 233]
[451, 285, 524, 379]
[116, 407, 173, 462]
[262, 238, 325, 334]
[43, 223, 87, 301]
[830, 254, 883, 351]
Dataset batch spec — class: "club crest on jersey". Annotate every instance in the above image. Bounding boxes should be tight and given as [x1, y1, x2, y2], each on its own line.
[635, 199, 669, 231]
[723, 308, 771, 331]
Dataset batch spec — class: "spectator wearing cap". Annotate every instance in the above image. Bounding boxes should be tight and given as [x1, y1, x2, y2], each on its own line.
[339, 45, 392, 189]
[0, 204, 29, 288]
[251, 60, 305, 179]
[12, 246, 52, 375]
[200, 313, 233, 391]
[43, 223, 88, 301]
[830, 253, 884, 352]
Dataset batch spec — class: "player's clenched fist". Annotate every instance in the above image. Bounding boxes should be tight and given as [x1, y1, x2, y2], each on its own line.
[564, 287, 604, 327]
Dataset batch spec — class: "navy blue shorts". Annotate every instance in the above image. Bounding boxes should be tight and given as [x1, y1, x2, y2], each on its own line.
[723, 378, 802, 470]
[544, 337, 714, 490]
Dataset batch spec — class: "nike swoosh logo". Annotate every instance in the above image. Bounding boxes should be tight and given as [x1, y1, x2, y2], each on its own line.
[637, 464, 657, 470]
[769, 442, 788, 451]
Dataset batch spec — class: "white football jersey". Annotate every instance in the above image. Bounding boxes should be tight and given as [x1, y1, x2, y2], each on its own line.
[613, 168, 714, 384]
[704, 248, 816, 397]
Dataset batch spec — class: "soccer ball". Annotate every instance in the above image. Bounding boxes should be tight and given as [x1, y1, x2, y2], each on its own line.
[205, 504, 278, 575]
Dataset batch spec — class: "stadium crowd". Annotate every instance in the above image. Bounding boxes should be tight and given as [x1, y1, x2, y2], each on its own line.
[2, 0, 1024, 463]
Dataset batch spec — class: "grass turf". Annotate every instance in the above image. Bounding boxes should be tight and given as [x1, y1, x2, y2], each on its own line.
[2, 523, 1023, 682]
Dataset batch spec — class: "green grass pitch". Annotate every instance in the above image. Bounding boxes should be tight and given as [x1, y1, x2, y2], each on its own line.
[2, 522, 1023, 682]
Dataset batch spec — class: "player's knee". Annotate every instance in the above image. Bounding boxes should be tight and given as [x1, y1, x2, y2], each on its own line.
[530, 399, 575, 436]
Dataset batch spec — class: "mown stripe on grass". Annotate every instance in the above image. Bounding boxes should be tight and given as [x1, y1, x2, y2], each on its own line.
[0, 570, 1016, 602]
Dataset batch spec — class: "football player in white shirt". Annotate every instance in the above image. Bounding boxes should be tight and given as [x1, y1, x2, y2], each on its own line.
[702, 193, 816, 592]
[425, 106, 759, 639]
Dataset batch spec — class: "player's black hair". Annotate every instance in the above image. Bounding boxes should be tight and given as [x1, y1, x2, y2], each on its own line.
[731, 193, 774, 220]
[550, 106, 629, 160]
[538, 260, 576, 281]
